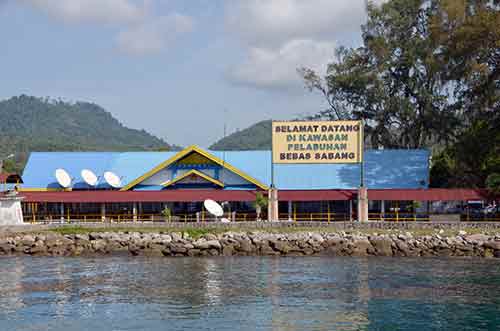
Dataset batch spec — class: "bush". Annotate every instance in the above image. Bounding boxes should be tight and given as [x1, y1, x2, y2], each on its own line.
[161, 206, 172, 221]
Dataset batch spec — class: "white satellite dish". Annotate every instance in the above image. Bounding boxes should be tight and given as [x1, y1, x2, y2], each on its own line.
[204, 199, 224, 217]
[104, 171, 122, 188]
[81, 169, 98, 187]
[55, 168, 72, 188]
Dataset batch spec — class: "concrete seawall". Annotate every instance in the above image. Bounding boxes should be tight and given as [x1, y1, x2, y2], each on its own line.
[2, 221, 500, 233]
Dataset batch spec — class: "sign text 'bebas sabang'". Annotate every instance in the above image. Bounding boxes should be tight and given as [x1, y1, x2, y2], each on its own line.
[272, 121, 363, 164]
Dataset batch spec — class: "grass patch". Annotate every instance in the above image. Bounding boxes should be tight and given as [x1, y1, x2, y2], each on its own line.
[46, 226, 232, 238]
[28, 224, 500, 238]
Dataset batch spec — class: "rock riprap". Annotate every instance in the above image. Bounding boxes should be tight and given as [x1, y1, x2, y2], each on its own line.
[1, 231, 500, 258]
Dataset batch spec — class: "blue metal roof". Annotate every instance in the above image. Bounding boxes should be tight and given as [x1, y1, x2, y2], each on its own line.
[22, 149, 429, 190]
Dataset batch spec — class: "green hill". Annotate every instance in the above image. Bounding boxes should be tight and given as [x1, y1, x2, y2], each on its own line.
[210, 120, 272, 150]
[0, 95, 175, 172]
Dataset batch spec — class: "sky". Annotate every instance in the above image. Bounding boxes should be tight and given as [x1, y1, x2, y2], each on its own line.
[0, 0, 374, 147]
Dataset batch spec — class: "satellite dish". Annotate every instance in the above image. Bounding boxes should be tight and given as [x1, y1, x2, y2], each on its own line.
[104, 171, 122, 188]
[55, 168, 72, 188]
[81, 169, 98, 187]
[204, 199, 224, 217]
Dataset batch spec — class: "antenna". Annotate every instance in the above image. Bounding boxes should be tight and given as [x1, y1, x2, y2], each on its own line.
[104, 171, 122, 189]
[223, 108, 228, 165]
[81, 169, 98, 187]
[55, 168, 72, 188]
[204, 199, 224, 218]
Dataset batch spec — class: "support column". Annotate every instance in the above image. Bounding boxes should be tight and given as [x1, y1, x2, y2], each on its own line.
[60, 203, 64, 222]
[381, 200, 385, 221]
[268, 188, 279, 221]
[349, 200, 353, 222]
[101, 203, 106, 222]
[133, 202, 138, 222]
[357, 187, 368, 222]
[287, 201, 292, 221]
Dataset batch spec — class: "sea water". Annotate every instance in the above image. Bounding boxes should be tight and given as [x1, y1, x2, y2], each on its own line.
[0, 256, 499, 330]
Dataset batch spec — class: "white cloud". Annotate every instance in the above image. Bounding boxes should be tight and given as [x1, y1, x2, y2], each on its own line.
[225, 0, 383, 89]
[20, 0, 195, 56]
[21, 0, 147, 24]
[116, 13, 194, 55]
[226, 0, 369, 48]
[228, 39, 335, 89]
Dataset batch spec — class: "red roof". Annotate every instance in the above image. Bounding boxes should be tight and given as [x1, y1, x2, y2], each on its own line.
[18, 189, 355, 203]
[279, 190, 356, 201]
[19, 190, 261, 203]
[15, 188, 492, 203]
[368, 189, 489, 201]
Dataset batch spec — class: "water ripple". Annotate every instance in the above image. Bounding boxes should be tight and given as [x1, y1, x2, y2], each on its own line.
[0, 257, 499, 330]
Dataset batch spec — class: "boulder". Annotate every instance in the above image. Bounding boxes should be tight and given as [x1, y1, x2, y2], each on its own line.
[203, 233, 218, 241]
[91, 239, 107, 252]
[208, 249, 219, 256]
[271, 240, 292, 254]
[465, 234, 489, 244]
[170, 244, 188, 254]
[187, 249, 201, 257]
[370, 237, 393, 256]
[239, 239, 255, 253]
[259, 243, 278, 255]
[484, 241, 500, 251]
[222, 245, 235, 256]
[0, 243, 16, 254]
[194, 240, 221, 250]
[394, 240, 411, 256]
[20, 235, 36, 247]
[26, 242, 47, 255]
[171, 232, 182, 242]
[309, 233, 324, 244]
[350, 239, 373, 256]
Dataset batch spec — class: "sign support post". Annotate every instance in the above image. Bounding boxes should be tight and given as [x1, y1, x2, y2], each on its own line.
[357, 120, 368, 222]
[268, 120, 279, 221]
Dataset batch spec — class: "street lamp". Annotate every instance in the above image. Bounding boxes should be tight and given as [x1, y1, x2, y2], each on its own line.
[0, 154, 14, 173]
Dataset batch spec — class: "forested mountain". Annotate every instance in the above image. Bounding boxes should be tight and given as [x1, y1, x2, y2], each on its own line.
[210, 120, 272, 150]
[0, 95, 175, 172]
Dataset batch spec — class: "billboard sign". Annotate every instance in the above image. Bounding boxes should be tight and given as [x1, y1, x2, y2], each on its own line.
[272, 120, 363, 164]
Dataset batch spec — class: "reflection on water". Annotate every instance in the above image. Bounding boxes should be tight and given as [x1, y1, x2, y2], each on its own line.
[0, 257, 499, 331]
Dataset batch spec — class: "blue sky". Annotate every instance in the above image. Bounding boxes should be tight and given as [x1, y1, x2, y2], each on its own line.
[0, 0, 372, 147]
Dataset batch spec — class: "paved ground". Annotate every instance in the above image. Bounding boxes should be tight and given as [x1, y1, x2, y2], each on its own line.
[1, 220, 500, 234]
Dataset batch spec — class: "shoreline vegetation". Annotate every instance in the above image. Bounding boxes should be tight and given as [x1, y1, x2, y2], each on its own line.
[1, 224, 500, 258]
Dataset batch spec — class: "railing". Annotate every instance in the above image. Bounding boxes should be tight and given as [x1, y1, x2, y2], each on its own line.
[368, 212, 430, 222]
[23, 212, 348, 223]
[278, 212, 350, 222]
[24, 213, 199, 224]
[22, 211, 500, 224]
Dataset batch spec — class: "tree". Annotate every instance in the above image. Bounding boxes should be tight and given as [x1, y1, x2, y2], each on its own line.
[300, 0, 499, 149]
[429, 0, 500, 120]
[301, 0, 499, 188]
[161, 206, 172, 222]
[486, 173, 500, 195]
[253, 192, 268, 221]
[301, 0, 461, 148]
[431, 117, 500, 188]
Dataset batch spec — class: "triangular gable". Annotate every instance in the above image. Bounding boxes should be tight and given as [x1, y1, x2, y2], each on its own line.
[162, 169, 224, 188]
[121, 145, 268, 190]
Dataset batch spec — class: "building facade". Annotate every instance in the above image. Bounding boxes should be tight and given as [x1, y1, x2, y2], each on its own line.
[14, 145, 447, 222]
